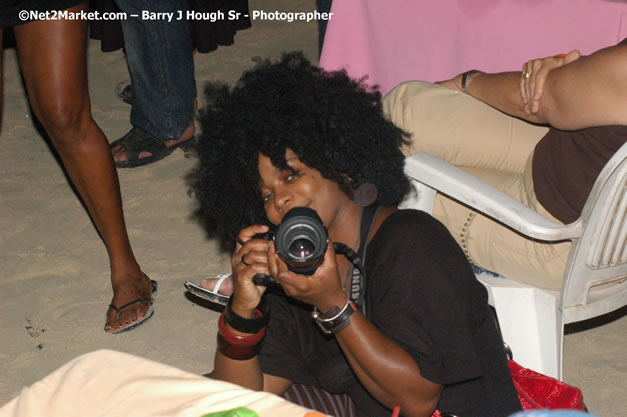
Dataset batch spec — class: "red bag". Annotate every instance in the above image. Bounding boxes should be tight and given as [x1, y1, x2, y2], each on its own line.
[427, 360, 585, 417]
[508, 360, 585, 410]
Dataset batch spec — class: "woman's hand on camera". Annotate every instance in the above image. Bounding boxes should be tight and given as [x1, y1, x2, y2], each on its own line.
[231, 224, 272, 314]
[269, 241, 346, 312]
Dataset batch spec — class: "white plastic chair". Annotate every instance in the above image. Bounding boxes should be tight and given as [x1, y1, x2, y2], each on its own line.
[402, 143, 627, 380]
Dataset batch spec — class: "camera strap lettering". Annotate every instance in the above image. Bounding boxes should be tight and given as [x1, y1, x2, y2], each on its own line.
[352, 204, 379, 315]
[332, 243, 363, 301]
[331, 204, 377, 314]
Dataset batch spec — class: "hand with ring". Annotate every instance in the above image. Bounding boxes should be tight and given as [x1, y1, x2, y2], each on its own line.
[520, 50, 581, 115]
[230, 224, 273, 314]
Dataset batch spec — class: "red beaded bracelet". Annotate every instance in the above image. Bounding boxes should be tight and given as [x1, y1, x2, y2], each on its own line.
[217, 312, 266, 360]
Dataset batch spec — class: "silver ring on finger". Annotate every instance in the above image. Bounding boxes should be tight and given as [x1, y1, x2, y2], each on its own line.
[240, 254, 250, 266]
[523, 71, 531, 79]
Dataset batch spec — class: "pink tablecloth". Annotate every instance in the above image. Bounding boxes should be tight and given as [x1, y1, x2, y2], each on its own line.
[320, 0, 627, 95]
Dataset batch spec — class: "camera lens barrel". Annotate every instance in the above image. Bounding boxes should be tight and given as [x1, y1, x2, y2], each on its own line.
[275, 207, 328, 275]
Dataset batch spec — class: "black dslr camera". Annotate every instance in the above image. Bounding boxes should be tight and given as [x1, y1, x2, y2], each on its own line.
[252, 207, 329, 286]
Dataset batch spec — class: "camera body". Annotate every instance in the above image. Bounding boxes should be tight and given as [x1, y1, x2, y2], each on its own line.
[252, 206, 329, 286]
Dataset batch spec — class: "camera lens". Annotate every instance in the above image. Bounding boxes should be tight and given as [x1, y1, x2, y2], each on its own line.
[275, 207, 328, 275]
[288, 237, 316, 259]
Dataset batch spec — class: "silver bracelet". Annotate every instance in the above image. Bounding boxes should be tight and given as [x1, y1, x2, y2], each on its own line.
[312, 297, 350, 323]
[312, 297, 357, 335]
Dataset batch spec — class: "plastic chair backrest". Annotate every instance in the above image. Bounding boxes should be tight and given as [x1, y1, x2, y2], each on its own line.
[561, 142, 627, 322]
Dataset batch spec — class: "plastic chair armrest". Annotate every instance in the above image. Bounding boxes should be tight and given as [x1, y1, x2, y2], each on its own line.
[404, 153, 582, 241]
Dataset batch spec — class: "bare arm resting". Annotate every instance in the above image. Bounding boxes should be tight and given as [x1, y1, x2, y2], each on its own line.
[536, 41, 627, 129]
[439, 40, 627, 130]
[335, 308, 443, 417]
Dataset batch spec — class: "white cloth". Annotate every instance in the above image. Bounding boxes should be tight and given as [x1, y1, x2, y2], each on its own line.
[0, 349, 326, 417]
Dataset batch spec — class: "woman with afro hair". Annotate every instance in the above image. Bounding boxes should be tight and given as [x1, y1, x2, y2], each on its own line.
[189, 52, 521, 417]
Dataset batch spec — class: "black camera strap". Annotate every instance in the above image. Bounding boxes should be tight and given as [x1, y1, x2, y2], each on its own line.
[333, 204, 379, 316]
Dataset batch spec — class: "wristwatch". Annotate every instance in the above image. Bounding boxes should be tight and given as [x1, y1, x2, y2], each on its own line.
[461, 69, 480, 93]
[312, 299, 358, 335]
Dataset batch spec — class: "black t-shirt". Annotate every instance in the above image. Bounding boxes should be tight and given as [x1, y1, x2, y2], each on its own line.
[532, 126, 626, 224]
[259, 209, 521, 417]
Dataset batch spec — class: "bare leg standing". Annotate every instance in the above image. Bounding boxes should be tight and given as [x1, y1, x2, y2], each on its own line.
[12, 3, 152, 333]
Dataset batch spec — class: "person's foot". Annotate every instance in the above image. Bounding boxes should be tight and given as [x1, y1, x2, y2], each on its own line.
[104, 272, 154, 333]
[198, 274, 234, 296]
[110, 123, 195, 168]
[112, 97, 198, 167]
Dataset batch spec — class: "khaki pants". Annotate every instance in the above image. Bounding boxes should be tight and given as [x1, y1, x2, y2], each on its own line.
[383, 81, 570, 290]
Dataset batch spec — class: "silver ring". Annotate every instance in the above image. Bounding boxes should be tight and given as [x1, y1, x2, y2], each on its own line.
[523, 71, 531, 79]
[240, 255, 250, 266]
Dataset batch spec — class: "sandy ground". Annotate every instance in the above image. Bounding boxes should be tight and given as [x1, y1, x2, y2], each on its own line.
[0, 0, 625, 415]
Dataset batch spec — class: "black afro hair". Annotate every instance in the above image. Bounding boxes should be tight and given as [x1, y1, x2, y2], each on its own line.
[190, 51, 412, 250]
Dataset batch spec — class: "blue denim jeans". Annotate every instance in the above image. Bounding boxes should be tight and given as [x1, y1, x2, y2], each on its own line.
[114, 0, 196, 139]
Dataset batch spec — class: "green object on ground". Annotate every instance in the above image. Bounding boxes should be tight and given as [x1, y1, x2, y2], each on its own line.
[200, 407, 260, 417]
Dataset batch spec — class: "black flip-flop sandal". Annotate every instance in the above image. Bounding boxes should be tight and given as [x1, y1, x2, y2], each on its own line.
[107, 280, 158, 334]
[110, 127, 185, 168]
